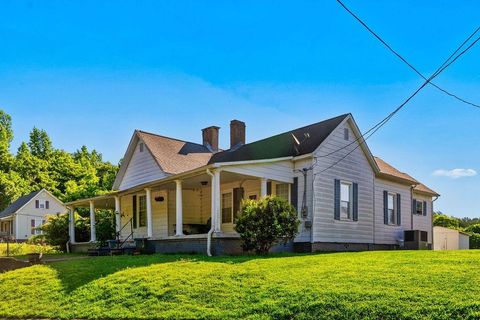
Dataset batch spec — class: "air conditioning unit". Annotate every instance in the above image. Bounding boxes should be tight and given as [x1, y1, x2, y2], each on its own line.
[404, 230, 429, 250]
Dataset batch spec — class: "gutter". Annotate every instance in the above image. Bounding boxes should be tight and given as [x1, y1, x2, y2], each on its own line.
[410, 184, 418, 230]
[206, 169, 215, 257]
[431, 195, 439, 248]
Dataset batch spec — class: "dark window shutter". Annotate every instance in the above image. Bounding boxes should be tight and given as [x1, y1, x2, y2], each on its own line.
[233, 187, 244, 221]
[383, 191, 388, 225]
[334, 179, 340, 220]
[352, 183, 358, 221]
[46, 201, 50, 209]
[31, 219, 35, 235]
[412, 199, 417, 215]
[35, 200, 39, 208]
[423, 201, 427, 216]
[266, 181, 272, 196]
[396, 193, 401, 225]
[291, 178, 298, 210]
[132, 195, 137, 228]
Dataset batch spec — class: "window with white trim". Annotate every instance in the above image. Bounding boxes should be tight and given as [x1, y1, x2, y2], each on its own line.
[387, 193, 396, 225]
[340, 181, 353, 220]
[275, 183, 289, 201]
[221, 192, 233, 223]
[30, 219, 45, 235]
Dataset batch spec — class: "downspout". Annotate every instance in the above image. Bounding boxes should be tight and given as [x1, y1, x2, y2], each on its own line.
[206, 169, 215, 256]
[410, 184, 418, 230]
[311, 167, 316, 247]
[431, 195, 439, 249]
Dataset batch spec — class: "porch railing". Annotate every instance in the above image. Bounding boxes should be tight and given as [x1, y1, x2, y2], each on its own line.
[117, 218, 134, 249]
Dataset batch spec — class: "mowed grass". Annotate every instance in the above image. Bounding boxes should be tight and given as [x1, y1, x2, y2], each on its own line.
[1, 250, 479, 319]
[0, 243, 59, 256]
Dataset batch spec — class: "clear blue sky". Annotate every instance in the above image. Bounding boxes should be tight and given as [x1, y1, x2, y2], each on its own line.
[1, 1, 479, 218]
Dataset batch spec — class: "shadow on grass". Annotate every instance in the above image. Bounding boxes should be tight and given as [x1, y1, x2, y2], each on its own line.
[48, 252, 311, 293]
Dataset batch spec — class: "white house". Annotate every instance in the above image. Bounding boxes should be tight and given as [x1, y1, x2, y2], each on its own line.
[67, 114, 439, 255]
[0, 189, 67, 241]
[433, 226, 470, 250]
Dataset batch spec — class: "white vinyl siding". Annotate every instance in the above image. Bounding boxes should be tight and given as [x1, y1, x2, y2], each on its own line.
[374, 178, 410, 245]
[13, 190, 67, 240]
[222, 160, 294, 184]
[293, 158, 314, 243]
[312, 119, 375, 243]
[118, 140, 169, 190]
[412, 193, 433, 243]
[120, 190, 168, 239]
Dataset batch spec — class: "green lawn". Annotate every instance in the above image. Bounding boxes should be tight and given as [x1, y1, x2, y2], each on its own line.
[0, 250, 479, 319]
[0, 243, 60, 256]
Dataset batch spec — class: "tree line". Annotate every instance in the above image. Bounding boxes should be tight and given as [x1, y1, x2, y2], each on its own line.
[0, 109, 118, 211]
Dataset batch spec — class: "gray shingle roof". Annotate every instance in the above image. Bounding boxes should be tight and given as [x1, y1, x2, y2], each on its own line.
[0, 190, 42, 219]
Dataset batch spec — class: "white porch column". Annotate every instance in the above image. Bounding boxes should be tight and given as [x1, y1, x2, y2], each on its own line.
[14, 215, 19, 239]
[145, 188, 153, 238]
[114, 196, 121, 235]
[213, 170, 221, 232]
[260, 178, 268, 197]
[89, 200, 96, 242]
[69, 207, 76, 244]
[175, 180, 183, 236]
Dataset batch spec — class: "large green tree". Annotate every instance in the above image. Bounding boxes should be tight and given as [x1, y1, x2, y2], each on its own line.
[0, 109, 119, 211]
[0, 110, 14, 171]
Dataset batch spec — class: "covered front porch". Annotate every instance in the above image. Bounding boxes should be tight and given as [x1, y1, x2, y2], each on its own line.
[67, 163, 295, 255]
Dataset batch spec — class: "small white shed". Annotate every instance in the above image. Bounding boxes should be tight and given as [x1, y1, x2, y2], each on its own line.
[433, 226, 470, 250]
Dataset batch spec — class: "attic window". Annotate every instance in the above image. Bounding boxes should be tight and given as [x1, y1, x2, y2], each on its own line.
[344, 128, 349, 141]
[139, 143, 144, 152]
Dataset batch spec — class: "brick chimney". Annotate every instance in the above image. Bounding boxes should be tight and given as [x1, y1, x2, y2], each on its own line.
[230, 120, 245, 149]
[202, 126, 220, 151]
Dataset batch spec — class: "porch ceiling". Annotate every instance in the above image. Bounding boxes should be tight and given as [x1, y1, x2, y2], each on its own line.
[151, 171, 261, 190]
[67, 195, 116, 209]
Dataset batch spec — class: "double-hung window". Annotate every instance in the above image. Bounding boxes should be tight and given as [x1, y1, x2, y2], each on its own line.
[387, 193, 396, 225]
[30, 219, 45, 235]
[138, 195, 147, 227]
[275, 183, 289, 201]
[415, 201, 423, 215]
[222, 192, 233, 223]
[340, 182, 352, 220]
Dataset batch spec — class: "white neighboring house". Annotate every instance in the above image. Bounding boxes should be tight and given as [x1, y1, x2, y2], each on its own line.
[67, 114, 440, 254]
[0, 189, 67, 241]
[433, 226, 470, 250]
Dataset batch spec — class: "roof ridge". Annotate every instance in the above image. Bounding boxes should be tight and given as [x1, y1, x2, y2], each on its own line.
[223, 113, 350, 151]
[136, 130, 208, 149]
[374, 156, 413, 176]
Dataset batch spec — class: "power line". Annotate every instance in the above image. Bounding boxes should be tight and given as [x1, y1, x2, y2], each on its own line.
[313, 20, 480, 162]
[314, 29, 480, 174]
[336, 0, 480, 109]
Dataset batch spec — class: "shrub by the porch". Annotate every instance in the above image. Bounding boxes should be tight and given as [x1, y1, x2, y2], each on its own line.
[234, 196, 299, 254]
[40, 210, 115, 251]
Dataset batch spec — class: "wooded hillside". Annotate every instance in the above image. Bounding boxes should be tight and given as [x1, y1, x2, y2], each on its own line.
[0, 109, 118, 210]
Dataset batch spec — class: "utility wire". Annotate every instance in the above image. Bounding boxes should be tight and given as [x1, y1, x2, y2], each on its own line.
[315, 31, 480, 174]
[336, 0, 480, 109]
[313, 23, 480, 161]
